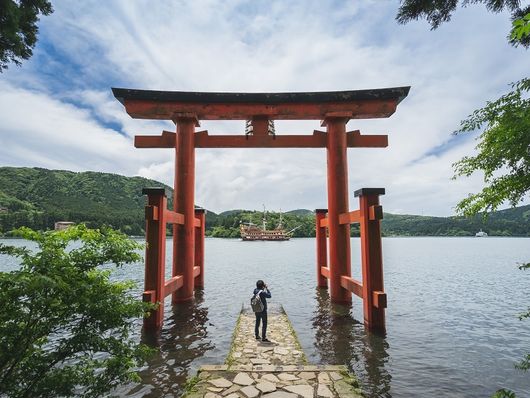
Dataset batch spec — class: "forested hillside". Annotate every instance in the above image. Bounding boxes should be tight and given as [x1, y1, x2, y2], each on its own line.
[381, 208, 530, 237]
[207, 207, 530, 237]
[1, 167, 529, 237]
[0, 167, 173, 235]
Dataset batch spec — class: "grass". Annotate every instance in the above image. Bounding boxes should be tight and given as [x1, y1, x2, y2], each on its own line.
[182, 375, 201, 397]
[339, 368, 361, 389]
[225, 310, 243, 368]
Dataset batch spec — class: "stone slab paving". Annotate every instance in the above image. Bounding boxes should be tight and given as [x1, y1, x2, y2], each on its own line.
[228, 310, 307, 366]
[183, 309, 363, 398]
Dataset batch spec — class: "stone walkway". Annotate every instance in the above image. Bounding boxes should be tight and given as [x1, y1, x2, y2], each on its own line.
[228, 310, 306, 366]
[184, 308, 363, 398]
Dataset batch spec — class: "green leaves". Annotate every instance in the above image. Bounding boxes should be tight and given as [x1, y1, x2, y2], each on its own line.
[511, 16, 530, 41]
[0, 0, 53, 71]
[396, 0, 461, 30]
[0, 225, 154, 398]
[515, 354, 530, 372]
[397, 1, 530, 47]
[453, 78, 530, 216]
[510, 9, 530, 47]
[492, 389, 516, 398]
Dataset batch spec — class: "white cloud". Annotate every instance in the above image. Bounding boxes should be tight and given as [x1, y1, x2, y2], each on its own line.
[0, 0, 528, 215]
[0, 81, 170, 177]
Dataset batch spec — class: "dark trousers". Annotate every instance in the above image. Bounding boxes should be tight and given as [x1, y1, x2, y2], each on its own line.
[255, 310, 267, 338]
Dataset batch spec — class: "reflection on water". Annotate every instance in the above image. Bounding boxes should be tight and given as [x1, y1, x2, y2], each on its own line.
[124, 290, 213, 397]
[312, 288, 392, 398]
[362, 333, 391, 398]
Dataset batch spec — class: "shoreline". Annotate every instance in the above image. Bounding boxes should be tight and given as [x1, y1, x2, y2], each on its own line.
[2, 234, 530, 240]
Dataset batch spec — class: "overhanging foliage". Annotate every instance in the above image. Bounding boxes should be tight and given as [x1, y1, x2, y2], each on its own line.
[0, 225, 154, 398]
[453, 79, 530, 216]
[0, 0, 53, 71]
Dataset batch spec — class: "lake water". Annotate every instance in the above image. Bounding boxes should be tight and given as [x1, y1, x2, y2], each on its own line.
[1, 237, 529, 397]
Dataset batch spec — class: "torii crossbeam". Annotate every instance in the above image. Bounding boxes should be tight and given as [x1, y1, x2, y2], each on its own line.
[112, 86, 410, 333]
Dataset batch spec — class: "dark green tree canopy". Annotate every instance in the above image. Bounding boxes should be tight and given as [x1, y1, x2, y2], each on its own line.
[0, 0, 53, 71]
[397, 0, 530, 47]
[397, 0, 520, 28]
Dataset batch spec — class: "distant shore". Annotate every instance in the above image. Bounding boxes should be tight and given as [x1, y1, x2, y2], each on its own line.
[2, 232, 530, 239]
[2, 167, 529, 238]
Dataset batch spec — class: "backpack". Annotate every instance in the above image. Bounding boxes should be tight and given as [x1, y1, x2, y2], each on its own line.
[251, 290, 264, 313]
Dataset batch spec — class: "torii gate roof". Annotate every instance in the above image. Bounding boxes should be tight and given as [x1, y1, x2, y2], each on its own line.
[112, 87, 410, 120]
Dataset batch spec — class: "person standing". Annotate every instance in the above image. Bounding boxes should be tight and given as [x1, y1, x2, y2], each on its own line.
[253, 280, 271, 342]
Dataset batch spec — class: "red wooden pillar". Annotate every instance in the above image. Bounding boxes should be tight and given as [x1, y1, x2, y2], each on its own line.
[173, 117, 196, 303]
[315, 209, 328, 288]
[356, 188, 386, 333]
[194, 208, 206, 289]
[325, 117, 352, 303]
[142, 187, 167, 330]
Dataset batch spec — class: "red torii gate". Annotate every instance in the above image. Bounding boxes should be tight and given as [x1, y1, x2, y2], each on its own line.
[112, 87, 410, 333]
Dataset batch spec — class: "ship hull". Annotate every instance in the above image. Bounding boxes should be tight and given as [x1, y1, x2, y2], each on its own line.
[241, 236, 290, 241]
[240, 225, 291, 241]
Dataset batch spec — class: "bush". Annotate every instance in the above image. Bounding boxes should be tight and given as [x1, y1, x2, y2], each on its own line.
[0, 225, 154, 397]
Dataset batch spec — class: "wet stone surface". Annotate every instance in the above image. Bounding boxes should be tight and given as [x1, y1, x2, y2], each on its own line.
[229, 311, 307, 366]
[184, 309, 363, 398]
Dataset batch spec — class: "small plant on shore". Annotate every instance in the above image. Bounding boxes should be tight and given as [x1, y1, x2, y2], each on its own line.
[183, 375, 201, 394]
[339, 369, 361, 389]
[492, 389, 517, 398]
[0, 225, 155, 398]
[226, 312, 243, 367]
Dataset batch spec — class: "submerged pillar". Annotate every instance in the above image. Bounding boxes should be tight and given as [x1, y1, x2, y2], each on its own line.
[194, 208, 206, 289]
[356, 188, 386, 333]
[143, 188, 167, 329]
[315, 209, 328, 288]
[173, 117, 196, 303]
[325, 117, 352, 303]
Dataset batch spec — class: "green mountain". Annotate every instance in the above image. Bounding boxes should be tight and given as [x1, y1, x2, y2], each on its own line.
[218, 210, 246, 217]
[205, 207, 530, 238]
[0, 167, 528, 237]
[0, 167, 174, 235]
[381, 207, 530, 236]
[285, 209, 314, 216]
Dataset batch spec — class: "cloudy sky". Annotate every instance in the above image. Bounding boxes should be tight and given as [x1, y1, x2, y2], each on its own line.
[0, 0, 528, 215]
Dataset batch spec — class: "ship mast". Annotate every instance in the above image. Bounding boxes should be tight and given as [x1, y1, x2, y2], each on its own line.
[278, 208, 283, 229]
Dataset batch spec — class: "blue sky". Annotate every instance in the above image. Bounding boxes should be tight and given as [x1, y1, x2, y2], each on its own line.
[0, 0, 528, 215]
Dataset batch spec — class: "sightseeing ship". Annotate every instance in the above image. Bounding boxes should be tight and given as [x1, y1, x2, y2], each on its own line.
[240, 207, 299, 241]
